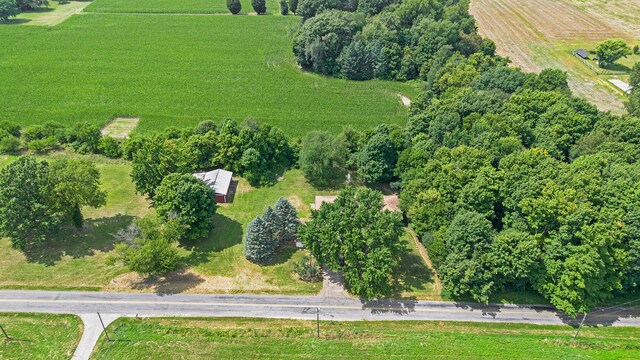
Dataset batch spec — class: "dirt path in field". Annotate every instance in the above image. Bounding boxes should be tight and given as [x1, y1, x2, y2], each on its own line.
[470, 0, 635, 112]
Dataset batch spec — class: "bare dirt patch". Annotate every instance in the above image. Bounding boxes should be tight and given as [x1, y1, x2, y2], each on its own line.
[105, 268, 279, 294]
[101, 117, 139, 139]
[398, 94, 411, 107]
[470, 0, 636, 112]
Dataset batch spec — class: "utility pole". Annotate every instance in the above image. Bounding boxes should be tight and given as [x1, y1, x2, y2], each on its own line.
[316, 307, 320, 338]
[572, 313, 587, 341]
[0, 324, 9, 340]
[97, 312, 112, 342]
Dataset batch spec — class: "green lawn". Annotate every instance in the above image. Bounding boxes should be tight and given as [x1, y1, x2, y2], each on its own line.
[92, 317, 640, 359]
[0, 313, 82, 360]
[85, 0, 281, 14]
[0, 154, 149, 291]
[0, 13, 415, 138]
[0, 153, 437, 297]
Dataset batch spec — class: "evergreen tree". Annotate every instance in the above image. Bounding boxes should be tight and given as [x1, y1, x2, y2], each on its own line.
[227, 0, 241, 14]
[244, 216, 278, 265]
[288, 0, 298, 13]
[274, 197, 300, 243]
[251, 0, 266, 14]
[279, 0, 289, 15]
[262, 206, 282, 240]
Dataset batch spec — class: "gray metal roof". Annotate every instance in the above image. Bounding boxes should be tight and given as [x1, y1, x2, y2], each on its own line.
[576, 49, 589, 59]
[193, 169, 233, 196]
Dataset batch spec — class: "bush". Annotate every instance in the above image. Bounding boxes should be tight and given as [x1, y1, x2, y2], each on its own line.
[27, 136, 59, 153]
[0, 133, 21, 154]
[98, 136, 123, 158]
[279, 0, 289, 15]
[67, 122, 101, 154]
[0, 121, 21, 137]
[0, 129, 19, 153]
[294, 255, 323, 282]
[227, 0, 241, 14]
[251, 0, 266, 14]
[108, 216, 183, 277]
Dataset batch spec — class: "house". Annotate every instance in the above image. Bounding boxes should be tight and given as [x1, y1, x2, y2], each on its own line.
[312, 195, 401, 212]
[575, 49, 590, 60]
[193, 169, 233, 203]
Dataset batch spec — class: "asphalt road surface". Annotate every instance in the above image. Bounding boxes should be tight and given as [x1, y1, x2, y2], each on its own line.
[1, 290, 639, 327]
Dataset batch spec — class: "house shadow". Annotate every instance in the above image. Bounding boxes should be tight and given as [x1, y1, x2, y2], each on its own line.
[129, 268, 206, 295]
[23, 214, 135, 265]
[183, 213, 242, 267]
[225, 180, 240, 204]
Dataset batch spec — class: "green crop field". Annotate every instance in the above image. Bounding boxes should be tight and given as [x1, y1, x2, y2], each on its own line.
[0, 313, 82, 360]
[0, 12, 415, 138]
[85, 0, 281, 14]
[92, 317, 640, 359]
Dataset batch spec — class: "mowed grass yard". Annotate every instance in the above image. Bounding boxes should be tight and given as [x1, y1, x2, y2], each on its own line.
[0, 13, 416, 138]
[0, 154, 439, 298]
[0, 313, 82, 360]
[92, 317, 640, 359]
[85, 0, 281, 14]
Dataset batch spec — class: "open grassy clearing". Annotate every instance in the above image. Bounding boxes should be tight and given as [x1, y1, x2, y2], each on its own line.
[0, 313, 82, 360]
[0, 153, 437, 297]
[85, 0, 281, 14]
[0, 14, 415, 138]
[11, 1, 92, 26]
[92, 317, 640, 359]
[470, 0, 639, 112]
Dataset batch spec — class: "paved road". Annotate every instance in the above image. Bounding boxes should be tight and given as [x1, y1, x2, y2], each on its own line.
[1, 290, 639, 327]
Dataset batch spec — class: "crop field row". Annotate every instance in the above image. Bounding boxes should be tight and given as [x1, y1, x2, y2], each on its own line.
[0, 13, 415, 137]
[470, 0, 639, 113]
[85, 0, 282, 14]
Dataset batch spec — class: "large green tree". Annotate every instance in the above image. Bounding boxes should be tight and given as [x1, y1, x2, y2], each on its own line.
[154, 173, 217, 241]
[299, 187, 404, 298]
[299, 131, 348, 188]
[48, 158, 107, 228]
[131, 135, 182, 198]
[595, 39, 631, 68]
[0, 157, 55, 249]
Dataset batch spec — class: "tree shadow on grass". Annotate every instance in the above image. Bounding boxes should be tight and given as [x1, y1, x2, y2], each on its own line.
[129, 269, 205, 295]
[182, 213, 242, 267]
[23, 214, 135, 265]
[266, 245, 298, 266]
[0, 19, 31, 25]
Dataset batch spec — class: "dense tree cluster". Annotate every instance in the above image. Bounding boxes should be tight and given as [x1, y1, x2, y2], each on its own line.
[244, 197, 300, 264]
[0, 157, 106, 250]
[392, 54, 640, 316]
[129, 119, 295, 198]
[0, 120, 122, 157]
[293, 0, 491, 81]
[0, 0, 49, 22]
[299, 187, 404, 298]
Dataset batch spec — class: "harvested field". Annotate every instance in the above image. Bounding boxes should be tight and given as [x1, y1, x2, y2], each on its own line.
[101, 117, 139, 139]
[470, 0, 639, 112]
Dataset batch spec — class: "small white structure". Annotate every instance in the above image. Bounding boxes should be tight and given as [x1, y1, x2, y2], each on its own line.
[609, 79, 632, 94]
[194, 169, 233, 203]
